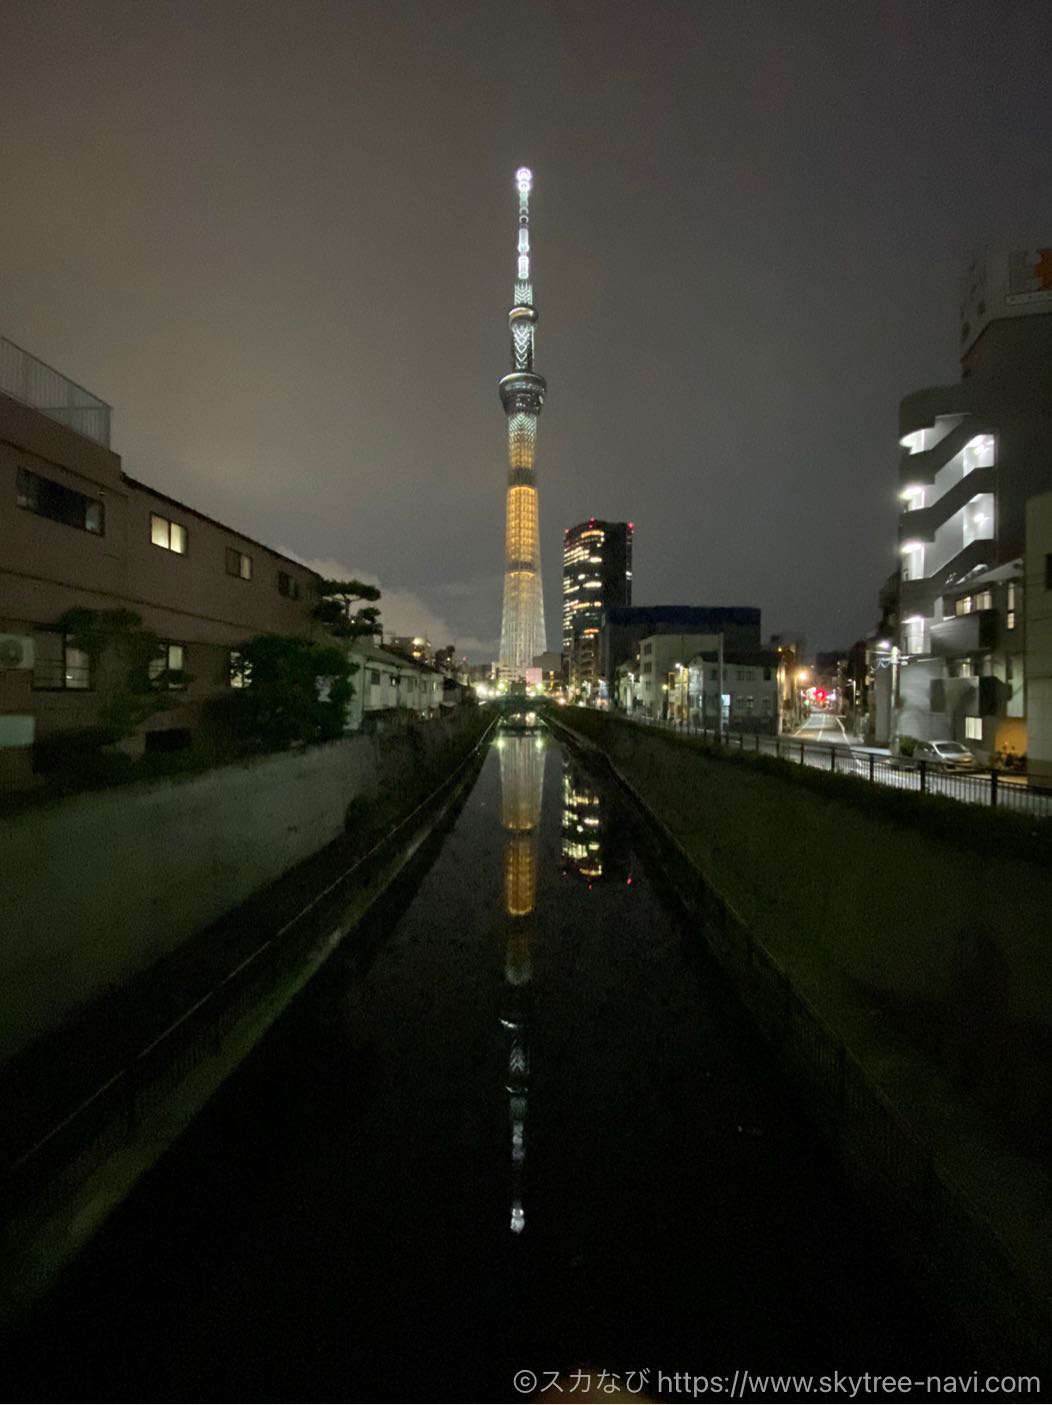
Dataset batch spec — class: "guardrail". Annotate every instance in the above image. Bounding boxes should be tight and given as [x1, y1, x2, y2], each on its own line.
[0, 335, 111, 447]
[630, 715, 1052, 817]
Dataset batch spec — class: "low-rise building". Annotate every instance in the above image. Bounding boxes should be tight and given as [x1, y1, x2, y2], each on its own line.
[685, 647, 782, 733]
[0, 336, 320, 788]
[345, 639, 444, 730]
[600, 605, 761, 703]
[626, 632, 781, 731]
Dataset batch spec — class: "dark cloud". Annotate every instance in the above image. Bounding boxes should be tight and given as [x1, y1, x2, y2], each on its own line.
[3, 0, 1052, 657]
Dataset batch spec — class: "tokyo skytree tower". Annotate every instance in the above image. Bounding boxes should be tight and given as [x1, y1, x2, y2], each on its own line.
[498, 167, 547, 675]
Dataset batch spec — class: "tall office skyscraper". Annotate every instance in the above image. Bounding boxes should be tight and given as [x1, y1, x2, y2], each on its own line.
[562, 519, 633, 696]
[498, 168, 547, 675]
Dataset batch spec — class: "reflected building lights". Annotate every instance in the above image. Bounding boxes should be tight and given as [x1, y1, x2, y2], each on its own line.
[560, 753, 634, 887]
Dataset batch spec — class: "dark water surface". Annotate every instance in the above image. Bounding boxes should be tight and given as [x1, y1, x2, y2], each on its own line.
[10, 727, 955, 1401]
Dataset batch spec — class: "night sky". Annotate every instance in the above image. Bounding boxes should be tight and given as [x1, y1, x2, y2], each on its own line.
[3, 1, 1052, 659]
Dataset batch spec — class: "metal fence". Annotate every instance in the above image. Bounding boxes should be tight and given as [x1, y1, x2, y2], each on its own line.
[0, 335, 111, 447]
[635, 715, 1052, 817]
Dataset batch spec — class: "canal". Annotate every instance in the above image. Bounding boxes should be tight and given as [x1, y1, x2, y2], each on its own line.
[9, 721, 954, 1401]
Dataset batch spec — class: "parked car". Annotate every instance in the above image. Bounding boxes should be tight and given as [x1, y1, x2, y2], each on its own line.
[912, 740, 978, 772]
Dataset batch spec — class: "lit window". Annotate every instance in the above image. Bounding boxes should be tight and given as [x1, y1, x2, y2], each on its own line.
[965, 718, 982, 740]
[32, 631, 91, 690]
[975, 590, 993, 611]
[955, 596, 974, 616]
[229, 651, 251, 688]
[957, 659, 975, 678]
[226, 547, 252, 580]
[149, 642, 186, 689]
[150, 513, 187, 554]
[17, 466, 104, 535]
[1007, 610, 1016, 630]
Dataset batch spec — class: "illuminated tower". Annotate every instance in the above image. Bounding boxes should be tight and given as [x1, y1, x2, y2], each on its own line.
[498, 167, 547, 675]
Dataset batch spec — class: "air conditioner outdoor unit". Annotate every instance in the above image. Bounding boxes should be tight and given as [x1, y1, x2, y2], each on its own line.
[0, 635, 34, 670]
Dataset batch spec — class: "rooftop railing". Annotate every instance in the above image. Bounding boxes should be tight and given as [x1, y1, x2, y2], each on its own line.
[0, 335, 111, 447]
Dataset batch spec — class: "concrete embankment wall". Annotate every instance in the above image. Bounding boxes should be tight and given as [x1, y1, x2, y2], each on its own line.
[553, 708, 1052, 1366]
[559, 711, 1052, 1030]
[0, 709, 483, 1059]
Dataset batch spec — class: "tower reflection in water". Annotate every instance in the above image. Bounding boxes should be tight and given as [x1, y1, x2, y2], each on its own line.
[497, 723, 545, 1235]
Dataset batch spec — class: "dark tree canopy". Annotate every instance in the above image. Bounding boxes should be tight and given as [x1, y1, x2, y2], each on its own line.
[314, 578, 382, 641]
[207, 634, 353, 750]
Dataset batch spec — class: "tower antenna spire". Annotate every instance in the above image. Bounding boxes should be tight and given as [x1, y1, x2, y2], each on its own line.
[498, 167, 547, 676]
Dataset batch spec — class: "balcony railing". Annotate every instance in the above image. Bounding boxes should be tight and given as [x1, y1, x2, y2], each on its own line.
[0, 336, 111, 447]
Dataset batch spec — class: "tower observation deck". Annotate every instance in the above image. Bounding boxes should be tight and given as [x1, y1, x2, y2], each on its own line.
[498, 167, 547, 676]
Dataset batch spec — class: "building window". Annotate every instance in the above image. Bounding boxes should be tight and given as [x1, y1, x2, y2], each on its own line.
[1007, 610, 1016, 630]
[150, 513, 187, 554]
[148, 642, 186, 689]
[642, 641, 652, 654]
[226, 547, 252, 580]
[965, 718, 982, 740]
[956, 659, 975, 678]
[32, 630, 91, 690]
[955, 595, 974, 616]
[369, 669, 380, 686]
[229, 650, 251, 688]
[1007, 583, 1017, 611]
[1046, 554, 1052, 590]
[277, 570, 301, 599]
[975, 590, 993, 611]
[17, 466, 104, 535]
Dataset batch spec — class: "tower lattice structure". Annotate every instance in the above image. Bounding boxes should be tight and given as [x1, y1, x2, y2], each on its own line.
[498, 167, 547, 675]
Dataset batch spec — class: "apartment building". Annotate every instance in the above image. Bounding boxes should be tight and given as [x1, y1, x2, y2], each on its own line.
[890, 247, 1052, 761]
[0, 336, 318, 787]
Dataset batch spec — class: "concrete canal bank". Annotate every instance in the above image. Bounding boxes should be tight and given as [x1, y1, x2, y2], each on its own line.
[547, 706, 1052, 1372]
[1, 706, 493, 1329]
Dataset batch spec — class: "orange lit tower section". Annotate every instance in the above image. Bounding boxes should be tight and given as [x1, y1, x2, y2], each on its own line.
[498, 167, 547, 675]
